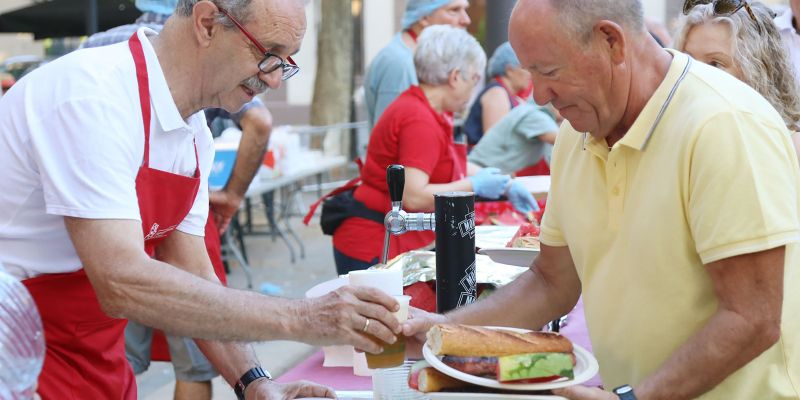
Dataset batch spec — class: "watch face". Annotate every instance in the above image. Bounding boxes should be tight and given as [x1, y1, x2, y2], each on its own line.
[613, 385, 636, 400]
[615, 386, 633, 394]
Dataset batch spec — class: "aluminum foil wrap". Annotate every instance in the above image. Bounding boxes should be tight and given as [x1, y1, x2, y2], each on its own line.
[373, 251, 527, 288]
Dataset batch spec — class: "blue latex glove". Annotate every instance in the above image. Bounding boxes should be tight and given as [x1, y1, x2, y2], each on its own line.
[468, 168, 511, 199]
[507, 180, 540, 213]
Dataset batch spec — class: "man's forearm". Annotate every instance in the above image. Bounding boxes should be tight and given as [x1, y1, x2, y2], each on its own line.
[447, 266, 579, 331]
[71, 218, 401, 358]
[196, 340, 260, 387]
[154, 232, 266, 387]
[108, 257, 299, 342]
[635, 309, 780, 400]
[224, 109, 271, 199]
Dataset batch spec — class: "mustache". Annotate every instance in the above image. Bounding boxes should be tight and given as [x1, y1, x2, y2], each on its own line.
[241, 75, 267, 95]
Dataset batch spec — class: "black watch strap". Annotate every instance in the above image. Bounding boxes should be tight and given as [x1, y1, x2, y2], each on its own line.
[234, 366, 272, 400]
[613, 384, 637, 400]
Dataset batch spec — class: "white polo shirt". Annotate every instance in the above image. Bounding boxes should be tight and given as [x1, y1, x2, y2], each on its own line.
[775, 8, 800, 83]
[0, 28, 214, 280]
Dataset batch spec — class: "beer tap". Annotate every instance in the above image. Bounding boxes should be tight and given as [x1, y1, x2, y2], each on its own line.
[381, 165, 435, 264]
[381, 164, 477, 314]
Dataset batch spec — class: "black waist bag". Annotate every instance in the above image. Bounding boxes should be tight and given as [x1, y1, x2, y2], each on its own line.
[320, 188, 385, 235]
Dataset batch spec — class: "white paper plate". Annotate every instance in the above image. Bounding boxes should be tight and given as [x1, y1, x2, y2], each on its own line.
[422, 326, 598, 391]
[478, 247, 539, 267]
[514, 176, 551, 195]
[426, 393, 567, 400]
[475, 225, 520, 249]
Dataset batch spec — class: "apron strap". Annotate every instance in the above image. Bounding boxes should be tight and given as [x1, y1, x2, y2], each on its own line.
[406, 29, 418, 43]
[494, 77, 520, 108]
[129, 32, 152, 168]
[129, 31, 200, 177]
[303, 158, 365, 225]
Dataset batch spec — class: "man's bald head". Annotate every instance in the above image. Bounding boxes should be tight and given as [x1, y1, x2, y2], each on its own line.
[507, 0, 663, 140]
[175, 0, 304, 26]
[512, 0, 646, 44]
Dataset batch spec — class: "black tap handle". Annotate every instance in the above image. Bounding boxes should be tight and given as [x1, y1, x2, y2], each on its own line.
[387, 165, 405, 203]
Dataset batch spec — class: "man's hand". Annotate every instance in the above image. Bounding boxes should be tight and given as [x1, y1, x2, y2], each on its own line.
[552, 386, 617, 400]
[401, 307, 449, 359]
[209, 189, 243, 233]
[245, 378, 336, 399]
[294, 285, 402, 354]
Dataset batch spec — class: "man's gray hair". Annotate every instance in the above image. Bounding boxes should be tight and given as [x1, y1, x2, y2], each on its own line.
[414, 25, 487, 85]
[548, 0, 645, 43]
[175, 0, 252, 26]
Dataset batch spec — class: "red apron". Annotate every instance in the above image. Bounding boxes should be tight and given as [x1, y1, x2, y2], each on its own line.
[23, 32, 200, 400]
[204, 213, 228, 286]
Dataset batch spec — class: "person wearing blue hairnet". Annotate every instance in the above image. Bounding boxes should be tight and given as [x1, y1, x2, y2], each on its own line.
[363, 0, 471, 130]
[463, 41, 532, 145]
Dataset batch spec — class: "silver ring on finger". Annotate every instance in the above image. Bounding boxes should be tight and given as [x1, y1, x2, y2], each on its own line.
[361, 318, 370, 333]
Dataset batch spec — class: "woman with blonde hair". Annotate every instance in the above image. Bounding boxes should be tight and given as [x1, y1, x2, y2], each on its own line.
[675, 0, 800, 159]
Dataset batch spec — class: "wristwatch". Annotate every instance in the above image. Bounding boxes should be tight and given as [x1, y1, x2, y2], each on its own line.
[613, 384, 638, 400]
[234, 366, 272, 400]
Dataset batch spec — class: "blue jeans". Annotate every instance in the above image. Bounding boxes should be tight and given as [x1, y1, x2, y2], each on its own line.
[333, 247, 379, 275]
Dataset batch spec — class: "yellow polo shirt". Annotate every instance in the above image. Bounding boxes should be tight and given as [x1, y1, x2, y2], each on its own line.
[539, 50, 800, 399]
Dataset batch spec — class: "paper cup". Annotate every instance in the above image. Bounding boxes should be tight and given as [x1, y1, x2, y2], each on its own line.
[347, 269, 403, 296]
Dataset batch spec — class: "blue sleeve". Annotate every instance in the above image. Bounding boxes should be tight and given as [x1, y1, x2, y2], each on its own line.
[365, 37, 417, 127]
[371, 65, 417, 125]
[516, 106, 559, 139]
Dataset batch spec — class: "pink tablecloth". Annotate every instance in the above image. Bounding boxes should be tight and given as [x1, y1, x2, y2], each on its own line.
[277, 297, 602, 390]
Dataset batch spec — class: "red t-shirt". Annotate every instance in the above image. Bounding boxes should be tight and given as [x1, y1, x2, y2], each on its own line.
[333, 86, 466, 262]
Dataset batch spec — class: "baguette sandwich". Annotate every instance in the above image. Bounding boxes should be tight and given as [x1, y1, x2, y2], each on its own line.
[426, 324, 575, 384]
[408, 360, 473, 393]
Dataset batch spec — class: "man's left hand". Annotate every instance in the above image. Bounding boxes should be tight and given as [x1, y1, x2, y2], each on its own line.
[245, 377, 336, 399]
[552, 386, 617, 400]
[209, 189, 243, 233]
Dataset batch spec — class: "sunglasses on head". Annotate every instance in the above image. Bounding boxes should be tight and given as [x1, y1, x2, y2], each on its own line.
[682, 0, 757, 22]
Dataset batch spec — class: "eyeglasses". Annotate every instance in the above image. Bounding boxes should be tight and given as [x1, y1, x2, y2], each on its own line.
[682, 0, 757, 23]
[217, 7, 300, 81]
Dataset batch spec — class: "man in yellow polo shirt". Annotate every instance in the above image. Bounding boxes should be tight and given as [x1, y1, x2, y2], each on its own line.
[402, 0, 800, 399]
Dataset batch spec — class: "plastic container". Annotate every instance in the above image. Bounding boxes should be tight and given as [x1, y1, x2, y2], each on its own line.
[0, 270, 45, 399]
[371, 360, 427, 400]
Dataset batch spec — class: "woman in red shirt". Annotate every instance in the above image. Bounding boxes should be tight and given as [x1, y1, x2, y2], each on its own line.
[333, 26, 537, 274]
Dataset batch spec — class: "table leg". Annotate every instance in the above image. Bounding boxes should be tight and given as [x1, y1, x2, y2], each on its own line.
[231, 215, 249, 264]
[262, 191, 297, 263]
[245, 198, 253, 234]
[280, 183, 305, 260]
[222, 228, 253, 289]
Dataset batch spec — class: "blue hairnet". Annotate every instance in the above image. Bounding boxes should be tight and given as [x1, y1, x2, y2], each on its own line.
[487, 42, 521, 77]
[135, 0, 178, 15]
[402, 0, 455, 30]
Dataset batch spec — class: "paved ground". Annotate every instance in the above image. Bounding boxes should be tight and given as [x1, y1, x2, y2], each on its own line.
[138, 191, 341, 399]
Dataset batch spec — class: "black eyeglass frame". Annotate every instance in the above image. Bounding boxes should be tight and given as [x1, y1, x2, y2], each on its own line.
[217, 6, 300, 81]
